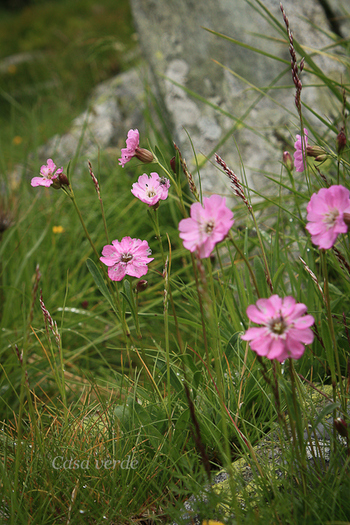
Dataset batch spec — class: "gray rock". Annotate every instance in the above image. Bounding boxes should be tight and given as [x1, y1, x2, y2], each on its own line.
[38, 68, 145, 168]
[130, 0, 348, 197]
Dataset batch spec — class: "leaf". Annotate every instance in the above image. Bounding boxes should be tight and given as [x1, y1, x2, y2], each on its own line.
[254, 256, 269, 298]
[120, 278, 138, 328]
[272, 263, 285, 290]
[308, 402, 340, 438]
[86, 258, 119, 318]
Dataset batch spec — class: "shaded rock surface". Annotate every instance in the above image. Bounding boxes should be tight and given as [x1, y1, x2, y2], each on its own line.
[38, 67, 146, 168]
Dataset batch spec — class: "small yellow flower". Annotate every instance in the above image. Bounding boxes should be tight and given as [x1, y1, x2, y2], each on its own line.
[12, 136, 23, 146]
[202, 521, 225, 525]
[52, 225, 64, 234]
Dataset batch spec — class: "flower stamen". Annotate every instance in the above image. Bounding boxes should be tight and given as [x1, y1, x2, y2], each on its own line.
[121, 253, 133, 263]
[205, 220, 215, 235]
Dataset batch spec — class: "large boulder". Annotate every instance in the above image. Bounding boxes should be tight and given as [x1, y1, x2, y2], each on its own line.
[129, 0, 348, 196]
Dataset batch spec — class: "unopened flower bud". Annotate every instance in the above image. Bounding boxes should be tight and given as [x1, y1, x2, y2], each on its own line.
[336, 128, 346, 155]
[283, 151, 293, 171]
[136, 280, 148, 293]
[51, 178, 62, 190]
[151, 201, 160, 211]
[170, 156, 176, 173]
[134, 147, 153, 164]
[343, 212, 350, 227]
[59, 173, 69, 186]
[334, 417, 348, 438]
[306, 145, 327, 159]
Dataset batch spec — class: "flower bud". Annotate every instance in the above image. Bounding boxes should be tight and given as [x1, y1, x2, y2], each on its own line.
[170, 156, 176, 173]
[314, 154, 328, 163]
[334, 417, 348, 438]
[306, 145, 327, 159]
[134, 147, 154, 164]
[336, 128, 346, 155]
[150, 201, 160, 211]
[51, 178, 62, 190]
[59, 173, 70, 186]
[343, 212, 350, 227]
[283, 151, 293, 171]
[136, 280, 148, 293]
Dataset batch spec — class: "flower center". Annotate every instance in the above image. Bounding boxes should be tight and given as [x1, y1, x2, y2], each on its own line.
[147, 190, 156, 198]
[323, 207, 339, 228]
[121, 253, 133, 263]
[205, 220, 215, 235]
[268, 315, 288, 335]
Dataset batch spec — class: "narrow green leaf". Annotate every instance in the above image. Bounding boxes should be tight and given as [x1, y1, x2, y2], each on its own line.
[86, 258, 119, 318]
[308, 401, 340, 438]
[272, 263, 285, 290]
[254, 256, 269, 298]
[120, 278, 139, 329]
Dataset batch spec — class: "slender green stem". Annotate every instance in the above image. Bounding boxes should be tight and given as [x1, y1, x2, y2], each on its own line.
[152, 152, 187, 216]
[247, 209, 273, 293]
[289, 359, 308, 498]
[229, 231, 261, 297]
[151, 207, 171, 414]
[321, 251, 345, 411]
[63, 185, 130, 338]
[68, 188, 101, 261]
[99, 194, 109, 244]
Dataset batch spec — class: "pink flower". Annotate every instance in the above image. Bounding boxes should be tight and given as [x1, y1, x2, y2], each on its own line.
[306, 185, 350, 249]
[31, 159, 63, 188]
[119, 129, 140, 167]
[178, 194, 234, 258]
[100, 236, 154, 281]
[241, 295, 315, 362]
[294, 128, 308, 172]
[131, 173, 170, 206]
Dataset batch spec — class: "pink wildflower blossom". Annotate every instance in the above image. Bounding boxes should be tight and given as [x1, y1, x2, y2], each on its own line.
[31, 159, 63, 188]
[305, 185, 350, 249]
[241, 295, 314, 362]
[294, 128, 308, 172]
[131, 173, 170, 206]
[119, 129, 140, 167]
[178, 194, 234, 258]
[100, 236, 154, 281]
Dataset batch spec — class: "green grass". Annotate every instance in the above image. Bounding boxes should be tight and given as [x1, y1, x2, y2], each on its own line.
[0, 0, 137, 167]
[1, 0, 350, 523]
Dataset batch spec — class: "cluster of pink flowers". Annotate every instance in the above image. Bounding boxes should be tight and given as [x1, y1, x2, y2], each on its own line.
[178, 194, 234, 259]
[35, 126, 350, 365]
[241, 295, 315, 362]
[292, 128, 350, 249]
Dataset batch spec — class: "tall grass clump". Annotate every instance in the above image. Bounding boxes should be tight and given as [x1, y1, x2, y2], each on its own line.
[1, 0, 350, 523]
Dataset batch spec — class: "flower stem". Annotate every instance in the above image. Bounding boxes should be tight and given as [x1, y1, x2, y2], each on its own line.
[321, 251, 345, 412]
[248, 209, 273, 293]
[63, 185, 129, 338]
[229, 232, 260, 297]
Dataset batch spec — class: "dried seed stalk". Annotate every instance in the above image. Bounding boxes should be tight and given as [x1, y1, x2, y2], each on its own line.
[215, 154, 251, 211]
